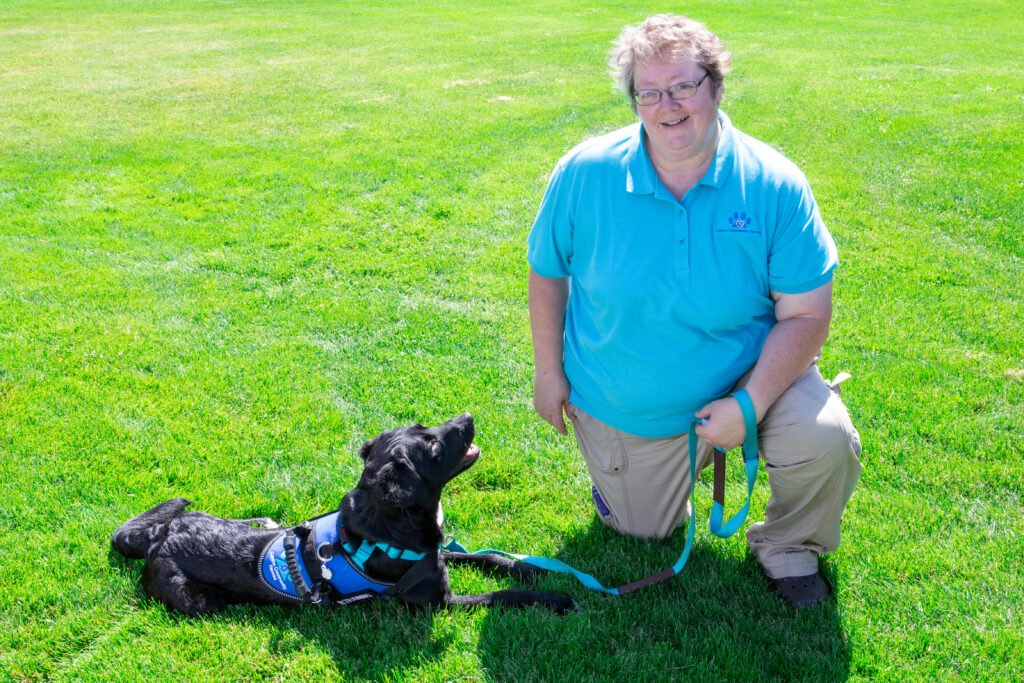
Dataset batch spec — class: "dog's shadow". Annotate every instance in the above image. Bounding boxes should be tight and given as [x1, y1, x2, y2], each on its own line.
[107, 548, 449, 679]
[473, 517, 853, 682]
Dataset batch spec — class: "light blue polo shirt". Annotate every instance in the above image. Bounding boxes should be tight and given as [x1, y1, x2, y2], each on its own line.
[527, 111, 837, 438]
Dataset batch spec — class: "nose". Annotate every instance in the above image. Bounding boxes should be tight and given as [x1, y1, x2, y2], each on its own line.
[657, 94, 682, 111]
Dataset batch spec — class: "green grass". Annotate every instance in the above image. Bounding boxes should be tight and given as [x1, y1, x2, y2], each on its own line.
[1, 0, 1021, 680]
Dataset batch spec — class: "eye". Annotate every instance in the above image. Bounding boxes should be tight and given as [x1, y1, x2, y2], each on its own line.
[634, 89, 659, 105]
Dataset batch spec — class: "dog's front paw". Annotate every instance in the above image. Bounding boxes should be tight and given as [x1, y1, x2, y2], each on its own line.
[546, 592, 578, 614]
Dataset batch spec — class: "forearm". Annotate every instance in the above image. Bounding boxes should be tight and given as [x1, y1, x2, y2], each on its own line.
[528, 269, 569, 375]
[744, 315, 830, 421]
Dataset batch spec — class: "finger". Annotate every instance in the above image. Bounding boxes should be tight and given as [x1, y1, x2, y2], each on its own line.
[541, 407, 567, 436]
[554, 415, 568, 436]
[694, 427, 717, 451]
[563, 400, 577, 422]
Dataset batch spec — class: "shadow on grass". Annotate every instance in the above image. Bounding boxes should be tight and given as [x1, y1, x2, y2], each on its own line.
[475, 517, 852, 682]
[107, 548, 446, 679]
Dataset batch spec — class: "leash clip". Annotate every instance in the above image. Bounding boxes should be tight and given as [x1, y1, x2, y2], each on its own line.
[316, 542, 335, 580]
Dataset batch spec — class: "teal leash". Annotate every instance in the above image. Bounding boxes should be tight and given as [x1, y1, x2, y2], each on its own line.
[444, 388, 760, 596]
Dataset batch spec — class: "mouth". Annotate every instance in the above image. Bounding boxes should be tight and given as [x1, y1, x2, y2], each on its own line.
[662, 115, 689, 128]
[456, 444, 481, 473]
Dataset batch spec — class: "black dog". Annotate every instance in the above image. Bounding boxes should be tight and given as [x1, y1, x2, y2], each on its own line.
[112, 413, 574, 614]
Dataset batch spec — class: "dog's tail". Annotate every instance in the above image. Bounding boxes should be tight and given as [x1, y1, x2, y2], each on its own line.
[111, 497, 192, 559]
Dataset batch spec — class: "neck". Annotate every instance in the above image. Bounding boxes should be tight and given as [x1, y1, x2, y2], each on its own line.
[340, 489, 442, 553]
[646, 121, 720, 200]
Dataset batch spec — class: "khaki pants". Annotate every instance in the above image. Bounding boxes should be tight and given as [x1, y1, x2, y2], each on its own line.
[571, 363, 862, 579]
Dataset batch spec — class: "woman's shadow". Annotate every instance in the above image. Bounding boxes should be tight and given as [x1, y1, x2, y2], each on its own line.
[474, 516, 853, 682]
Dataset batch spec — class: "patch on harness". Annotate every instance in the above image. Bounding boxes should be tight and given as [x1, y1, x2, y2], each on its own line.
[266, 548, 291, 590]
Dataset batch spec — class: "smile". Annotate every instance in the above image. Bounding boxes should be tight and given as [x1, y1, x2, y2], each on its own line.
[662, 116, 689, 127]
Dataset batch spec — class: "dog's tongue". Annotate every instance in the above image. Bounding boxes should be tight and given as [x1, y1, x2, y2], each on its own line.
[465, 444, 481, 461]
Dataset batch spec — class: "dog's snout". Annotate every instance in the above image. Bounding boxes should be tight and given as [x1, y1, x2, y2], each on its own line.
[448, 413, 475, 443]
[448, 412, 473, 430]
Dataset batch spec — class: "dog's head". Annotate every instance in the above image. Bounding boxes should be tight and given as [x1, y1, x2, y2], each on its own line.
[356, 413, 480, 512]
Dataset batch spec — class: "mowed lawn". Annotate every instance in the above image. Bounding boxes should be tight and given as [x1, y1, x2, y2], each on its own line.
[1, 1, 1021, 681]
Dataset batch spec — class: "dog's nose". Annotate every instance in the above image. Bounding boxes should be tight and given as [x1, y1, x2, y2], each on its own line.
[451, 412, 474, 431]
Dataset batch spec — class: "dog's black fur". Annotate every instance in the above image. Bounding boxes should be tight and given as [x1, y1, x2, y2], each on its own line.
[112, 414, 575, 615]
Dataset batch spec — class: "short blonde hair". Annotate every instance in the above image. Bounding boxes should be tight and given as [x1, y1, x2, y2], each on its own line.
[608, 14, 732, 113]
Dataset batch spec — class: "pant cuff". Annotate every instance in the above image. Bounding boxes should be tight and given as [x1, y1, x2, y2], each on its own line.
[758, 550, 819, 579]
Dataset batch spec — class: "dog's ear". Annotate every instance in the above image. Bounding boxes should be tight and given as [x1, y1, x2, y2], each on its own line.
[358, 436, 378, 461]
[374, 460, 426, 510]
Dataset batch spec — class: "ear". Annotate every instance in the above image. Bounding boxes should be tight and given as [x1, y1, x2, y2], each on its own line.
[358, 436, 378, 461]
[374, 460, 425, 510]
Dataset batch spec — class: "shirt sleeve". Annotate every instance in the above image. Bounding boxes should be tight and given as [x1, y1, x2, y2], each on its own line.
[766, 175, 838, 294]
[527, 159, 574, 278]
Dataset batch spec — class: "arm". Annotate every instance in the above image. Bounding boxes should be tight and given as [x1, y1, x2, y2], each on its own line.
[528, 268, 573, 436]
[695, 280, 833, 450]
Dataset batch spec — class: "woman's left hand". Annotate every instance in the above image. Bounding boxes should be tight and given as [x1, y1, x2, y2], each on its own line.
[694, 397, 747, 451]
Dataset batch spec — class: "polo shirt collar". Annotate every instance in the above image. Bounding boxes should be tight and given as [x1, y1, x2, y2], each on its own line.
[624, 122, 657, 195]
[625, 110, 736, 196]
[703, 110, 736, 190]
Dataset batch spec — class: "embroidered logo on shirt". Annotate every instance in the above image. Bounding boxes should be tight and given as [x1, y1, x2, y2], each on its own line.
[717, 211, 760, 234]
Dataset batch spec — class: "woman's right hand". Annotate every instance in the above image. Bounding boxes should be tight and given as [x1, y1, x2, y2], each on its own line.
[533, 368, 574, 436]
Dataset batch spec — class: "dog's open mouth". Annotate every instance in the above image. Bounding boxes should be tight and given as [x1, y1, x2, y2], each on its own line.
[456, 444, 481, 472]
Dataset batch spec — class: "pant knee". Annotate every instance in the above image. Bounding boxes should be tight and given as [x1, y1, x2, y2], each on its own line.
[764, 393, 860, 469]
[591, 487, 684, 540]
[606, 515, 676, 541]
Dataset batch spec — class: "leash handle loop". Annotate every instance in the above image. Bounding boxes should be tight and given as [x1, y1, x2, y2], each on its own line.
[705, 387, 759, 539]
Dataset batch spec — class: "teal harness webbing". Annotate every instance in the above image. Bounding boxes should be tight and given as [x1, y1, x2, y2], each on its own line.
[445, 389, 759, 596]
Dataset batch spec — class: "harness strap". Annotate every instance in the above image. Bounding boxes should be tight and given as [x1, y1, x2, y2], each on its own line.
[382, 553, 440, 600]
[446, 388, 760, 596]
[342, 536, 426, 569]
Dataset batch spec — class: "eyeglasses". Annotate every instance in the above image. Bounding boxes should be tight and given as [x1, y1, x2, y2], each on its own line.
[632, 71, 710, 107]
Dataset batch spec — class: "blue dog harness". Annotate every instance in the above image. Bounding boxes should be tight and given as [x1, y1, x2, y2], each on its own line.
[258, 511, 427, 606]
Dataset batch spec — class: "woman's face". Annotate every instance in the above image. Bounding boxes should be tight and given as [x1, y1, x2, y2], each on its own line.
[633, 58, 723, 170]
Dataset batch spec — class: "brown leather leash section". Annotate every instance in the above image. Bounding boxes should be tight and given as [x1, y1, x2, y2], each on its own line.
[713, 448, 728, 507]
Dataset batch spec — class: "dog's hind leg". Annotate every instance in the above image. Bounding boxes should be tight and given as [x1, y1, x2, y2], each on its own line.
[142, 558, 228, 615]
[112, 497, 192, 559]
[231, 517, 280, 529]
